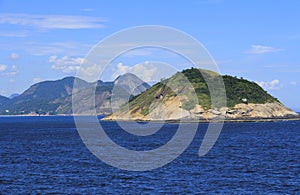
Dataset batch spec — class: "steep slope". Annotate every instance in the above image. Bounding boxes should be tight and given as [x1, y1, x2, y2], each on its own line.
[105, 68, 298, 121]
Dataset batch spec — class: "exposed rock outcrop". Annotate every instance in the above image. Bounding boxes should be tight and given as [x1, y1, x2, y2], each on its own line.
[194, 103, 298, 120]
[104, 101, 298, 121]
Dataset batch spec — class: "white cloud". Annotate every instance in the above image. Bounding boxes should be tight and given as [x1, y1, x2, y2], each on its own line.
[112, 62, 158, 82]
[112, 62, 177, 83]
[80, 63, 102, 79]
[0, 65, 18, 77]
[112, 63, 131, 78]
[25, 41, 92, 56]
[11, 65, 17, 70]
[0, 13, 107, 29]
[131, 63, 158, 82]
[290, 81, 297, 86]
[0, 31, 29, 37]
[256, 79, 282, 90]
[49, 56, 103, 81]
[0, 64, 7, 72]
[245, 45, 282, 54]
[3, 65, 18, 77]
[9, 53, 20, 60]
[49, 55, 85, 73]
[0, 40, 93, 56]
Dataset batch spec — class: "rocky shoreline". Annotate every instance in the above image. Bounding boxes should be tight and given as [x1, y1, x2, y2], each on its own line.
[104, 102, 299, 122]
[1, 113, 299, 124]
[102, 116, 300, 123]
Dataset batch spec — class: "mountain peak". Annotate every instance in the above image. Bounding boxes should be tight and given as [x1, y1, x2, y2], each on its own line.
[114, 73, 150, 96]
[114, 72, 141, 82]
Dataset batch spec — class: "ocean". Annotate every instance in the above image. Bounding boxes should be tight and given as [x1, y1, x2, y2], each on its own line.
[0, 116, 299, 194]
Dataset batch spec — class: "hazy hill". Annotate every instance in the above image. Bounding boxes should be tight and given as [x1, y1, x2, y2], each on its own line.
[0, 73, 150, 115]
[57, 73, 150, 114]
[0, 95, 9, 107]
[1, 77, 89, 115]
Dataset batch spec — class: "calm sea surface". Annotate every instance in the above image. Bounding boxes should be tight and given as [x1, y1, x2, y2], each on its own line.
[0, 116, 299, 194]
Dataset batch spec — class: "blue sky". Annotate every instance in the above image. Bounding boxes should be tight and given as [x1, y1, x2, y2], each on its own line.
[0, 0, 299, 110]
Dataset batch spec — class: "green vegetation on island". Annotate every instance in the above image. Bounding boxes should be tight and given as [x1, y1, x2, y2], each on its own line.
[124, 68, 279, 116]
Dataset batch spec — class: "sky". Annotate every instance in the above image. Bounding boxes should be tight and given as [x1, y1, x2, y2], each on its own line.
[0, 0, 299, 110]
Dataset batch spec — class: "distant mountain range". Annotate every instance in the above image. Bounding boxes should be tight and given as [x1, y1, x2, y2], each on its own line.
[0, 74, 150, 115]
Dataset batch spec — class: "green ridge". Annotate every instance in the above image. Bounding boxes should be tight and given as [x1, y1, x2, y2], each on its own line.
[125, 68, 279, 115]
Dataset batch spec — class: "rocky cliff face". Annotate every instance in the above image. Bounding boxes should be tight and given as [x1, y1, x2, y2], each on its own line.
[190, 103, 298, 120]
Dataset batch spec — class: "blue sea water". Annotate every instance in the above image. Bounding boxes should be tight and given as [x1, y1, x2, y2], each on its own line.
[0, 116, 299, 194]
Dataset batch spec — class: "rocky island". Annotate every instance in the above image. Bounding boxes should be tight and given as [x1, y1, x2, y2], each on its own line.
[104, 68, 298, 122]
